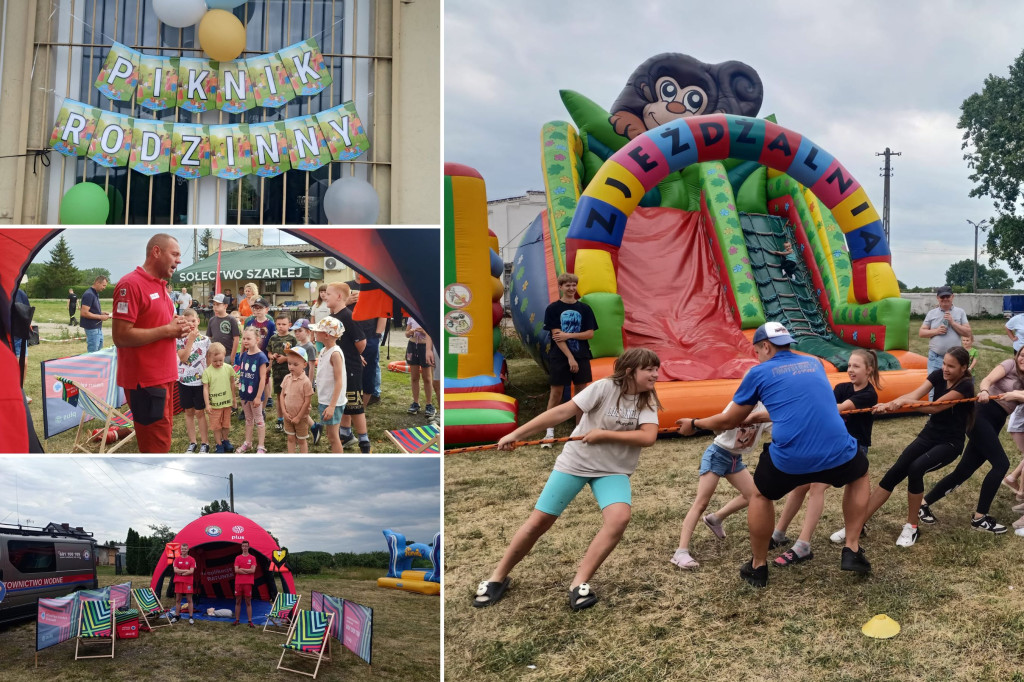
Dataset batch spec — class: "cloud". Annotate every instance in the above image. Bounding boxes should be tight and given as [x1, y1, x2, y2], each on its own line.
[444, 0, 1024, 286]
[0, 458, 440, 553]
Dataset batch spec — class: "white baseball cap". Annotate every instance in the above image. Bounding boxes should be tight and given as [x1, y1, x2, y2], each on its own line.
[752, 322, 796, 346]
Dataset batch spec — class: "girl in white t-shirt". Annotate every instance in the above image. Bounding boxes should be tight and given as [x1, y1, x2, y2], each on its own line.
[472, 348, 662, 612]
[670, 404, 771, 570]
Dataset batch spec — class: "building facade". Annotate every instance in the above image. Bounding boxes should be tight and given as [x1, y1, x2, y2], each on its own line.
[0, 0, 439, 225]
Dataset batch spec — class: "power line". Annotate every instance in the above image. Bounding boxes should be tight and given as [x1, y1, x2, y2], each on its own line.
[109, 458, 230, 480]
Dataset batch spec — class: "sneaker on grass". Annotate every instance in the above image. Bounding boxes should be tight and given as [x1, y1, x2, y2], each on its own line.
[185, 442, 197, 454]
[895, 523, 919, 547]
[971, 515, 1007, 534]
[407, 401, 420, 414]
[840, 546, 871, 573]
[739, 560, 768, 588]
[918, 504, 937, 524]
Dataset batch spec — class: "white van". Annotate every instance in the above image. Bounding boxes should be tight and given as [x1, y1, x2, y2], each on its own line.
[0, 523, 98, 625]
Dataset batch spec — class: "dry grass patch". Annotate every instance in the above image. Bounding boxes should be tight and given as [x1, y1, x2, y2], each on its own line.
[444, 319, 1024, 681]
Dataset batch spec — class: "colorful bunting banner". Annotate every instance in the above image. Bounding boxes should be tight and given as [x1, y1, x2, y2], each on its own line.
[49, 100, 102, 157]
[94, 43, 140, 101]
[248, 52, 296, 109]
[94, 39, 332, 112]
[129, 119, 174, 175]
[138, 55, 179, 111]
[176, 57, 218, 113]
[50, 101, 368, 178]
[279, 38, 332, 96]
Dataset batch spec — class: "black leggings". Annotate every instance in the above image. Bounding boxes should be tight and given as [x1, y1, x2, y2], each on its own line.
[878, 435, 962, 495]
[925, 401, 1010, 514]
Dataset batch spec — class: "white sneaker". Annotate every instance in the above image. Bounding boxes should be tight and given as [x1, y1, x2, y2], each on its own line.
[1015, 527, 1024, 537]
[895, 523, 919, 547]
[540, 430, 555, 448]
[829, 527, 846, 544]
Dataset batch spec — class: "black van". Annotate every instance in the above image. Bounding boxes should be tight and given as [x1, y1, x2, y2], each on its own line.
[0, 523, 98, 625]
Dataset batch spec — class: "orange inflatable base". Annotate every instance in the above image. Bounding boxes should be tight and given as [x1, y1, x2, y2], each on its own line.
[588, 356, 929, 429]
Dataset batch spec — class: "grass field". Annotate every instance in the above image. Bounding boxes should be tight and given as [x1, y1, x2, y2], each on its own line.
[0, 566, 439, 681]
[444, 318, 1024, 681]
[22, 320, 433, 454]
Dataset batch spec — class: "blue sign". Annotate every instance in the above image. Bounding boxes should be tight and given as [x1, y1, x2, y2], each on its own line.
[0, 581, 6, 604]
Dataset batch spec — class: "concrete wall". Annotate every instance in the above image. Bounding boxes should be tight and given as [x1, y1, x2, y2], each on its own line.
[902, 293, 1007, 317]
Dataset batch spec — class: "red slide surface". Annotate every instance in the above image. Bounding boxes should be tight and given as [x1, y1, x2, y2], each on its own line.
[617, 207, 758, 381]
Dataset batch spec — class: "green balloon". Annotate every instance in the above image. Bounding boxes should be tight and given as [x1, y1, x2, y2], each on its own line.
[59, 182, 110, 224]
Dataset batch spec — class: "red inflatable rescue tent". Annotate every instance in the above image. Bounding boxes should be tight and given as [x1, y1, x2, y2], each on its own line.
[150, 511, 295, 602]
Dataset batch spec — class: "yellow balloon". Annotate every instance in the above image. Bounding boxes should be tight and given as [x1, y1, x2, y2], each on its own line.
[198, 9, 247, 62]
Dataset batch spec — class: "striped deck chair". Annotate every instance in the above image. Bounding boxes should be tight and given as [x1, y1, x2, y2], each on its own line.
[277, 609, 333, 679]
[57, 376, 135, 454]
[131, 587, 174, 631]
[263, 593, 302, 635]
[385, 423, 439, 454]
[74, 599, 115, 660]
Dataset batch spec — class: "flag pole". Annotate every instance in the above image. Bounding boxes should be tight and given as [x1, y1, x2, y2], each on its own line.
[215, 229, 224, 295]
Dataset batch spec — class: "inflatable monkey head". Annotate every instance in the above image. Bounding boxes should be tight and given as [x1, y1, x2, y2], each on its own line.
[609, 53, 763, 140]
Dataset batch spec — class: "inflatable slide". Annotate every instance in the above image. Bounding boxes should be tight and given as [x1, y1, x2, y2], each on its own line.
[509, 54, 927, 428]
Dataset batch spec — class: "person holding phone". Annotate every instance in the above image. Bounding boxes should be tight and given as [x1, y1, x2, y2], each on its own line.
[919, 285, 970, 397]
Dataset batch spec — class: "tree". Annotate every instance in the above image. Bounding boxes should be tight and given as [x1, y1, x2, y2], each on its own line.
[200, 499, 231, 516]
[38, 236, 80, 298]
[959, 50, 1024, 282]
[198, 228, 214, 260]
[897, 279, 908, 292]
[944, 258, 1013, 291]
[79, 267, 111, 286]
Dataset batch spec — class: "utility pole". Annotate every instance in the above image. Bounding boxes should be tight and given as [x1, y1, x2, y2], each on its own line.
[229, 473, 235, 512]
[967, 219, 988, 292]
[876, 147, 901, 244]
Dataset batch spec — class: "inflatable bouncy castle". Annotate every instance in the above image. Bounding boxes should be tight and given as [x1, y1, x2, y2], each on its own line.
[443, 164, 518, 446]
[509, 53, 927, 427]
[377, 529, 440, 596]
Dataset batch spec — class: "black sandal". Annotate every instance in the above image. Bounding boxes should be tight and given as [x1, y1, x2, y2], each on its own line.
[472, 577, 509, 608]
[568, 583, 598, 611]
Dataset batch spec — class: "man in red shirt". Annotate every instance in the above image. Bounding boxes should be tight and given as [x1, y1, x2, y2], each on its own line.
[171, 543, 197, 625]
[232, 540, 257, 627]
[112, 234, 189, 453]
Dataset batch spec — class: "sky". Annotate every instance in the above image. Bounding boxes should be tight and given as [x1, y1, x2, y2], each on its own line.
[0, 457, 440, 553]
[444, 0, 1024, 287]
[26, 228, 308, 282]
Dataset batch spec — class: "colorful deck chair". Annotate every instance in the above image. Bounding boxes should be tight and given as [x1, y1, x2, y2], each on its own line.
[57, 376, 135, 454]
[385, 423, 439, 454]
[264, 593, 302, 635]
[74, 599, 115, 660]
[277, 609, 333, 679]
[131, 587, 174, 631]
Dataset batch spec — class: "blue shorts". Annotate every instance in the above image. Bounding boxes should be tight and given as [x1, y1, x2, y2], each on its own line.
[699, 443, 747, 477]
[319, 403, 343, 425]
[534, 470, 631, 516]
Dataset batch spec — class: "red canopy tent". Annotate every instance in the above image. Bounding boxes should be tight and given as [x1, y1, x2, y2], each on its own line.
[1, 228, 438, 453]
[151, 511, 295, 602]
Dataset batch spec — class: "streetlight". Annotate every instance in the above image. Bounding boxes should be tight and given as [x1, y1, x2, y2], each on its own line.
[966, 219, 988, 292]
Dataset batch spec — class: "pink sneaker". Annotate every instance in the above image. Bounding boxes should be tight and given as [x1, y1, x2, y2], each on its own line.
[235, 441, 252, 454]
[703, 514, 726, 539]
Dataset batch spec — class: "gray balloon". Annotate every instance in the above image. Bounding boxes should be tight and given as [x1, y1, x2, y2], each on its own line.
[323, 177, 380, 225]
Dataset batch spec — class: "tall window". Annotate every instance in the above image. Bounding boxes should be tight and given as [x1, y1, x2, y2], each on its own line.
[38, 0, 386, 224]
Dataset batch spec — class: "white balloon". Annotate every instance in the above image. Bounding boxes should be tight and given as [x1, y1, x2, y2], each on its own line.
[152, 0, 208, 28]
[323, 177, 380, 225]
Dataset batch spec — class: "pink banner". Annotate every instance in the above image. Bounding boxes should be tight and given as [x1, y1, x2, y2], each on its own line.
[342, 600, 373, 665]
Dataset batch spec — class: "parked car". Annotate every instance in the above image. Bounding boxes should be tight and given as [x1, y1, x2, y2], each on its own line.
[0, 523, 98, 625]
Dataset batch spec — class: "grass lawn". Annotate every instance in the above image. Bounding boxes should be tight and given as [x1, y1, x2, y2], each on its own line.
[0, 566, 439, 681]
[444, 318, 1024, 681]
[22, 328, 433, 454]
